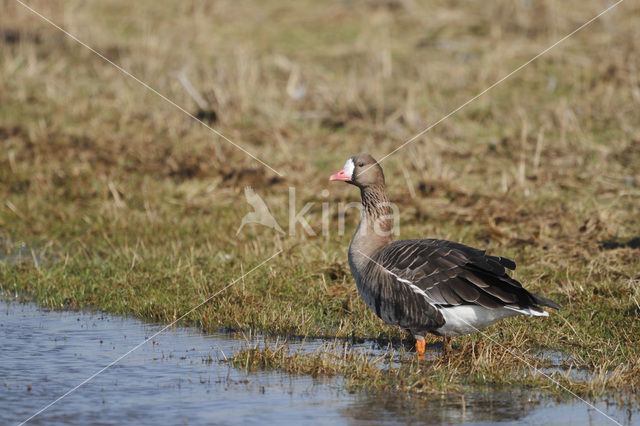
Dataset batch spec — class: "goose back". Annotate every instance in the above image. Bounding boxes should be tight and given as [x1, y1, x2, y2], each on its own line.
[355, 239, 559, 337]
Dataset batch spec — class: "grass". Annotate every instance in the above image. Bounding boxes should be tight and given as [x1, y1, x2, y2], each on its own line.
[1, 0, 639, 404]
[229, 339, 633, 401]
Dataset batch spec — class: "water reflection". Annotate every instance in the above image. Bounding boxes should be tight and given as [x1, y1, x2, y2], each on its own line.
[342, 391, 532, 424]
[0, 298, 635, 425]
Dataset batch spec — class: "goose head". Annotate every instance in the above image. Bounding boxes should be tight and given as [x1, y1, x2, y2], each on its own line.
[329, 153, 385, 188]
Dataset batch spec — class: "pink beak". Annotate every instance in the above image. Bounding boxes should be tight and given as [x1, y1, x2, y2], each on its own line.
[329, 168, 351, 182]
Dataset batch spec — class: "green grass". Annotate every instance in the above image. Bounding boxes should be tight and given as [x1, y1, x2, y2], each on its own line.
[1, 0, 639, 403]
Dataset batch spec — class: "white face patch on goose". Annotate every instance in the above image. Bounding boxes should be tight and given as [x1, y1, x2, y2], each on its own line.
[343, 158, 355, 179]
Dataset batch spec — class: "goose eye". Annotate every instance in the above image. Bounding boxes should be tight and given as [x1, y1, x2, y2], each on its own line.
[358, 162, 364, 167]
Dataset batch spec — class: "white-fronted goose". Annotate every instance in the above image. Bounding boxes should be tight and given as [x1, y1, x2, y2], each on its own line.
[330, 153, 560, 356]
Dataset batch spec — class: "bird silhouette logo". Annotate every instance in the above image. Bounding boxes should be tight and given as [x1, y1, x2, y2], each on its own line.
[236, 187, 285, 235]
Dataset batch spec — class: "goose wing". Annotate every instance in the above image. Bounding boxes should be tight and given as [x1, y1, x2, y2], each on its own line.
[372, 239, 559, 311]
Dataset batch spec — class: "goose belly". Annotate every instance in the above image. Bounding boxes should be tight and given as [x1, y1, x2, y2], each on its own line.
[434, 305, 520, 337]
[355, 282, 385, 319]
[354, 278, 426, 328]
[352, 277, 397, 325]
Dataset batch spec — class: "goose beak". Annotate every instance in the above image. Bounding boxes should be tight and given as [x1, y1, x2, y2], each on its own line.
[329, 168, 351, 182]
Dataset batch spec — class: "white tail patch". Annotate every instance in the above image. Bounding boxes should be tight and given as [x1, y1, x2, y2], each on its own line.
[504, 305, 549, 317]
[436, 305, 521, 337]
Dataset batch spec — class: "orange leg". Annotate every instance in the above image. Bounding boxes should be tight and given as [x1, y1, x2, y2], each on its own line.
[415, 338, 426, 359]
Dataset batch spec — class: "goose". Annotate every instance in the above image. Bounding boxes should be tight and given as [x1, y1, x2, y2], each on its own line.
[329, 153, 560, 356]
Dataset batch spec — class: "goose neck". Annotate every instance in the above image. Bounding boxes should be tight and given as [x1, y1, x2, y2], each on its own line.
[348, 184, 394, 271]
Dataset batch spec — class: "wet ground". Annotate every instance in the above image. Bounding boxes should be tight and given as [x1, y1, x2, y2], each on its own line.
[1, 298, 636, 425]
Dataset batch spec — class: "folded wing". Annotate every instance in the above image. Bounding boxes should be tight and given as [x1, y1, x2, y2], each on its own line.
[373, 239, 560, 312]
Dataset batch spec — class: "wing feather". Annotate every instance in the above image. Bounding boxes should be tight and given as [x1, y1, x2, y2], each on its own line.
[373, 239, 557, 311]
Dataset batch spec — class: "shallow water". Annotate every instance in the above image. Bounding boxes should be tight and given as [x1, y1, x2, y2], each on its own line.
[0, 299, 636, 425]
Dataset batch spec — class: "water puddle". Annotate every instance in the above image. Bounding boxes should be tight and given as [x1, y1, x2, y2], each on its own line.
[0, 298, 636, 425]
